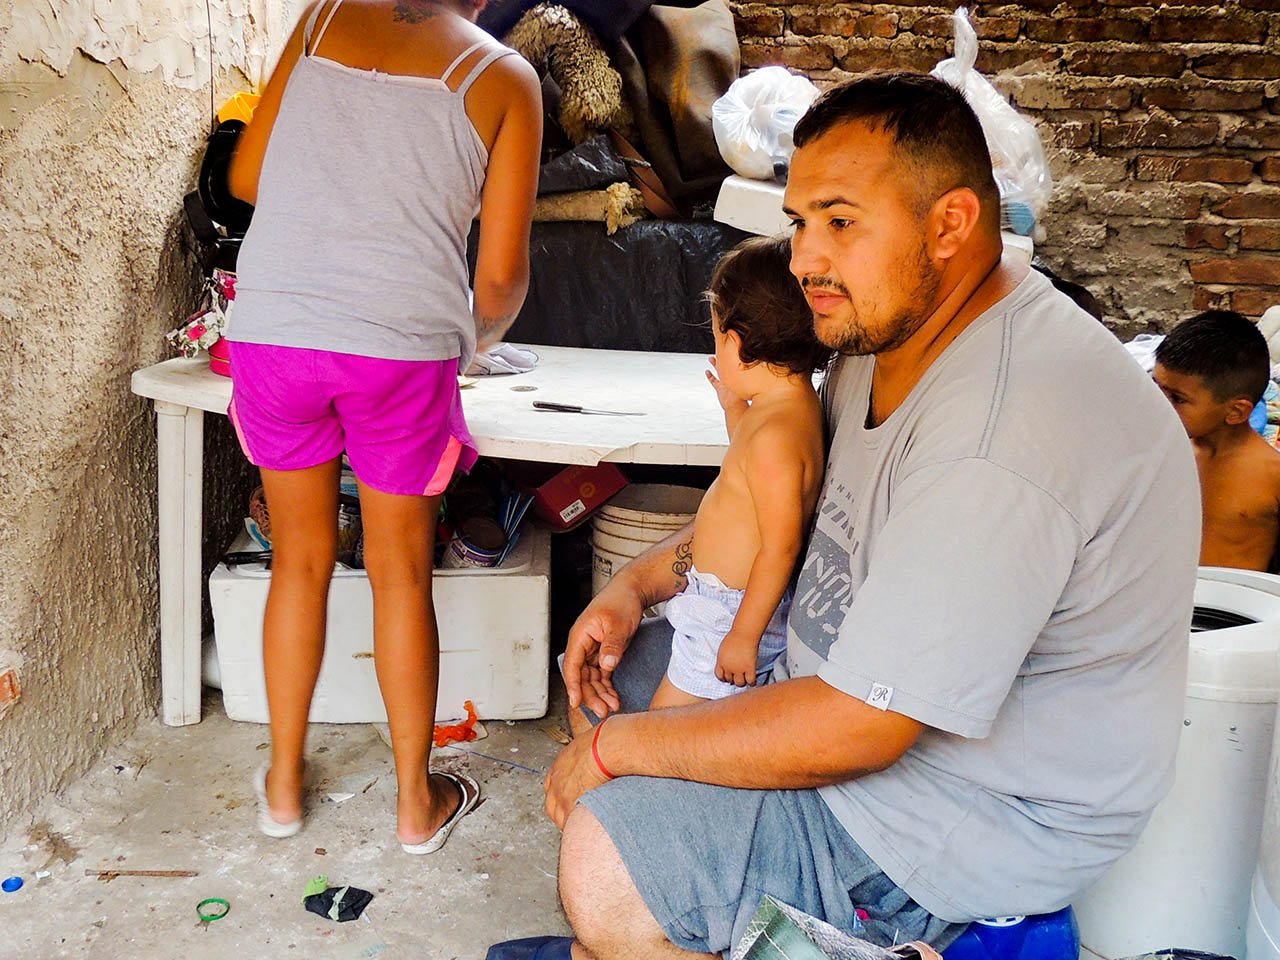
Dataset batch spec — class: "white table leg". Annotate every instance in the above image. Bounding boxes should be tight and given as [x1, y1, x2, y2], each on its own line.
[155, 400, 204, 725]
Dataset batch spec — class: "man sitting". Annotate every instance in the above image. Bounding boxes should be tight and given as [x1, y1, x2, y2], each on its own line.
[494, 73, 1201, 960]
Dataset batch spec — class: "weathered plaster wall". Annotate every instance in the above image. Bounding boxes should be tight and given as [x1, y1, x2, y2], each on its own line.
[8, 0, 292, 89]
[0, 0, 291, 831]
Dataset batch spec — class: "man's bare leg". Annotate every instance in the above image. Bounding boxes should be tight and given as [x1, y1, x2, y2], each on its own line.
[560, 805, 717, 960]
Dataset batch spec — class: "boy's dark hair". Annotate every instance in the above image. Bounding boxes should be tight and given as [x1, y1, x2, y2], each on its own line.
[1156, 310, 1271, 404]
[707, 235, 832, 376]
[792, 72, 999, 227]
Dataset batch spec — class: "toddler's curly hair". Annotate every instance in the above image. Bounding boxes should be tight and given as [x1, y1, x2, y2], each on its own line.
[707, 235, 833, 376]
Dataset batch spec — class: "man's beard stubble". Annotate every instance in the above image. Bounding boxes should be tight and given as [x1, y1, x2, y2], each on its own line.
[805, 243, 942, 356]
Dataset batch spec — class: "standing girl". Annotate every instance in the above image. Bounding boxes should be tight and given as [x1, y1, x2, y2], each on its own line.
[226, 0, 541, 851]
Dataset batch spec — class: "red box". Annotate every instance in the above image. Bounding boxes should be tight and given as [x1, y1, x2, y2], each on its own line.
[526, 463, 629, 531]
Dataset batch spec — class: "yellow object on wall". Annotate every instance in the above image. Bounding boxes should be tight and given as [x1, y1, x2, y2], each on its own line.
[217, 92, 261, 126]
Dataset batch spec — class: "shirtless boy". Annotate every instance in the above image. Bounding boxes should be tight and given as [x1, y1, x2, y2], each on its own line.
[649, 235, 831, 708]
[1154, 309, 1280, 571]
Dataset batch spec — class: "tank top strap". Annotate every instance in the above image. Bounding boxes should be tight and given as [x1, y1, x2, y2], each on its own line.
[454, 47, 519, 98]
[440, 41, 491, 86]
[305, 0, 345, 56]
[302, 2, 325, 51]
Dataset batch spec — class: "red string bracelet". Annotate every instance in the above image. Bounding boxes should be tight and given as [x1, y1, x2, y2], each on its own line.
[592, 719, 617, 780]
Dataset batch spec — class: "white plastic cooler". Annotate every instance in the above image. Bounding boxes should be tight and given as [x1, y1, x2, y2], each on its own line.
[208, 526, 551, 723]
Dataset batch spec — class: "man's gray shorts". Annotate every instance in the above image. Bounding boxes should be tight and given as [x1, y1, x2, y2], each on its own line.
[572, 618, 967, 955]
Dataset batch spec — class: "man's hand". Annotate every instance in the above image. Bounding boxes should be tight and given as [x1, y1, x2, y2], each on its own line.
[563, 582, 644, 718]
[715, 630, 760, 687]
[545, 728, 612, 829]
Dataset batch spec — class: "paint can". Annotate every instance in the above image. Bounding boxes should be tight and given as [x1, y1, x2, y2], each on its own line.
[441, 517, 507, 569]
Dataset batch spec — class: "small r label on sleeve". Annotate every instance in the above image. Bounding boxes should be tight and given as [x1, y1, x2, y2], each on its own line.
[560, 499, 586, 523]
[866, 683, 894, 711]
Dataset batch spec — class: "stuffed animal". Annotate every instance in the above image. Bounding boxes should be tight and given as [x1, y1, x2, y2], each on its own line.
[503, 3, 633, 144]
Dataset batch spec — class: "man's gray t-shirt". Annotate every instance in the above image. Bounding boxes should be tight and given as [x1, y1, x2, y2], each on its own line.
[782, 268, 1200, 922]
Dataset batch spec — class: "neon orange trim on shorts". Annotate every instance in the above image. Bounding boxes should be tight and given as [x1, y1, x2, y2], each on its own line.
[227, 396, 259, 465]
[423, 435, 463, 496]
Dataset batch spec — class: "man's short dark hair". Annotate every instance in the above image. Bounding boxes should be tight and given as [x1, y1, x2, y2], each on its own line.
[1156, 310, 1271, 404]
[792, 72, 1000, 225]
[708, 235, 833, 376]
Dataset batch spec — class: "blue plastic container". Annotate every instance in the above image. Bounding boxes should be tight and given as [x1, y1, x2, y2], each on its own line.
[943, 907, 1079, 960]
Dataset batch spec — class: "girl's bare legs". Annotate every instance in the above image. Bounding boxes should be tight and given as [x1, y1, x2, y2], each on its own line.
[260, 457, 342, 823]
[355, 481, 461, 843]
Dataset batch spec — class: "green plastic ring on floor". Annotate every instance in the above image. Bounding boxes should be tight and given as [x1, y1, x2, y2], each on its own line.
[196, 897, 230, 922]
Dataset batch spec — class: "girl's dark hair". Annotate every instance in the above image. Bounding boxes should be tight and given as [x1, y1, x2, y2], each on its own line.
[707, 235, 833, 376]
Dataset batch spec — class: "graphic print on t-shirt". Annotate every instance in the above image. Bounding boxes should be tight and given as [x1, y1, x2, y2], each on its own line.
[790, 481, 859, 658]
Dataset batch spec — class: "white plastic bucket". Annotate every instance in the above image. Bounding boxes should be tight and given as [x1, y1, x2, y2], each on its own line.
[1076, 568, 1280, 960]
[597, 485, 703, 530]
[1248, 648, 1280, 960]
[591, 528, 661, 558]
[593, 515, 685, 543]
[591, 546, 631, 600]
[590, 484, 705, 617]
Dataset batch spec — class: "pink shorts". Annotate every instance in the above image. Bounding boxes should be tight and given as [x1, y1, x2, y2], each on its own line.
[227, 341, 478, 496]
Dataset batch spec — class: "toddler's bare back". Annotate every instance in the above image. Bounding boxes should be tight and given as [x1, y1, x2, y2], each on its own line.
[690, 388, 825, 589]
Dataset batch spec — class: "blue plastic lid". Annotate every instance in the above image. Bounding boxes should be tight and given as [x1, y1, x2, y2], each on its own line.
[2, 876, 23, 892]
[1251, 397, 1268, 435]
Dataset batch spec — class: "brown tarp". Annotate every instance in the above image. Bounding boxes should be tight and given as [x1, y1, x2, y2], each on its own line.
[483, 1, 738, 207]
[613, 1, 738, 205]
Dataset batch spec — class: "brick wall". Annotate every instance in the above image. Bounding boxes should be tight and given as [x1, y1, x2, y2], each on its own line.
[730, 1, 1280, 335]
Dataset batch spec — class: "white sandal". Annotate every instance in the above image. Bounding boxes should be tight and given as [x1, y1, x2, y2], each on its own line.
[400, 772, 481, 855]
[254, 763, 303, 839]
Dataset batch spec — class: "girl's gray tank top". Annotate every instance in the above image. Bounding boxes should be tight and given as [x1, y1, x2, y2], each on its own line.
[227, 0, 518, 368]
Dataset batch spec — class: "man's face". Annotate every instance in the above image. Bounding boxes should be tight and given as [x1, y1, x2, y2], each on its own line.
[784, 121, 943, 356]
[1152, 362, 1232, 439]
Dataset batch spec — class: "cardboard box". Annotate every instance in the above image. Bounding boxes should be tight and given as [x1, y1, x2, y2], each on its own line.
[526, 462, 629, 531]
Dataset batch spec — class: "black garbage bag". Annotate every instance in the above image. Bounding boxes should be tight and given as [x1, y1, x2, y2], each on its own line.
[468, 218, 749, 354]
[538, 135, 629, 195]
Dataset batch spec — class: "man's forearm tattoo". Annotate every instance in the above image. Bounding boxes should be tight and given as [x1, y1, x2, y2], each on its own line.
[393, 0, 440, 22]
[672, 537, 693, 581]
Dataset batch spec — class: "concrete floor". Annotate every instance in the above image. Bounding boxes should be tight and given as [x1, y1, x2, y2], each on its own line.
[0, 682, 1210, 960]
[0, 686, 572, 959]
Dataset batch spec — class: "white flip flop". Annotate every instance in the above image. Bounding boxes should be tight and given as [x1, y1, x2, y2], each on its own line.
[400, 772, 481, 855]
[254, 763, 303, 839]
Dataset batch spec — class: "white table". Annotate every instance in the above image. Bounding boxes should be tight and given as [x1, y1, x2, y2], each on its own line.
[131, 345, 729, 725]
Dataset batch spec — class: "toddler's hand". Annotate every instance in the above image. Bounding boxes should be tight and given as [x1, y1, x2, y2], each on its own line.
[715, 631, 759, 688]
[706, 359, 748, 418]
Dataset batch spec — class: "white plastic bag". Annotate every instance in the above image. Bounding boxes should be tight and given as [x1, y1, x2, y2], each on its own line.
[931, 7, 1052, 235]
[1260, 304, 1280, 366]
[712, 66, 820, 181]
